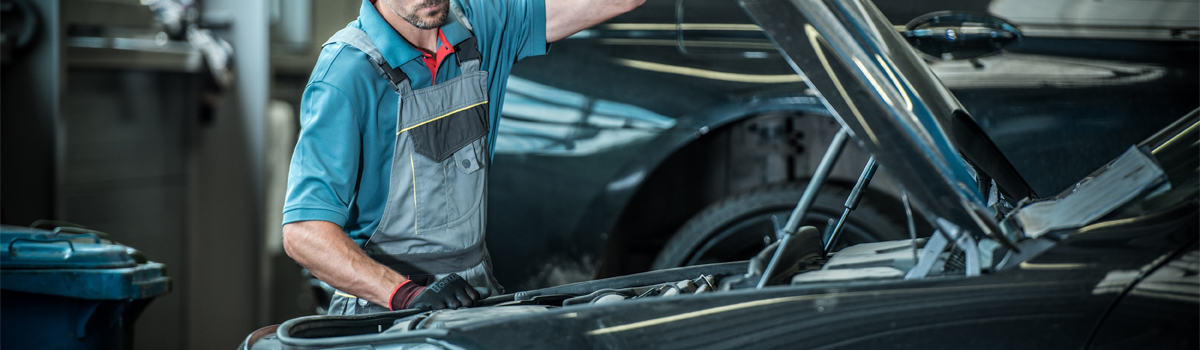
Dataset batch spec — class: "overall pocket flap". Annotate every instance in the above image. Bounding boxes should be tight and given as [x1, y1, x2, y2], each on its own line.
[409, 102, 487, 163]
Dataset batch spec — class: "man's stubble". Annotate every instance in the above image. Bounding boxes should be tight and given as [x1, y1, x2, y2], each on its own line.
[383, 0, 450, 30]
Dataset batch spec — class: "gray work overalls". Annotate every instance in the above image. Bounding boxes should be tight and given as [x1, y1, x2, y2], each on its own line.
[322, 26, 501, 315]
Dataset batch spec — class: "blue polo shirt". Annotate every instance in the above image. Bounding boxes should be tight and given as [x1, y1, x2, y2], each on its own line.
[283, 0, 548, 244]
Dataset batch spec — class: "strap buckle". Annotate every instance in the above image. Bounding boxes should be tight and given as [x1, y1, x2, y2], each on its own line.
[454, 37, 481, 66]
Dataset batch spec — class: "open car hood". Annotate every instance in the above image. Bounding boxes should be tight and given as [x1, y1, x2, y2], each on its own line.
[737, 0, 1036, 242]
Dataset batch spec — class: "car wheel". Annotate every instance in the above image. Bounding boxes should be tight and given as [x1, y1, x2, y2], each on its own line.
[651, 182, 908, 269]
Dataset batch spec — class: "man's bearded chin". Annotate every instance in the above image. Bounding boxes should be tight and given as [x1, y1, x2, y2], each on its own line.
[404, 1, 449, 29]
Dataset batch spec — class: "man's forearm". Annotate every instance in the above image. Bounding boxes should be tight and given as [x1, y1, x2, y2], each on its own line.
[282, 220, 406, 307]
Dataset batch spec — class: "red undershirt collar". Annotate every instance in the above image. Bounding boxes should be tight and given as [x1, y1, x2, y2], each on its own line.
[422, 29, 453, 86]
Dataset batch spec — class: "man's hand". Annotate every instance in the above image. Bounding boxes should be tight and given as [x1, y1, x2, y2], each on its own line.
[390, 273, 480, 310]
[546, 0, 646, 42]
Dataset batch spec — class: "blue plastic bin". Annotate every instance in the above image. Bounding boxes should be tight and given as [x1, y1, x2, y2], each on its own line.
[0, 225, 170, 350]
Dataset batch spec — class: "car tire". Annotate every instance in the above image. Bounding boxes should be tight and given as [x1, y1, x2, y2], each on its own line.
[651, 182, 909, 269]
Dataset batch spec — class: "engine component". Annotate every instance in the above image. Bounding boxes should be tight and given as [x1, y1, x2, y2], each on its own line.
[693, 275, 717, 294]
[662, 280, 698, 297]
[592, 293, 628, 305]
[562, 289, 636, 306]
[389, 305, 553, 332]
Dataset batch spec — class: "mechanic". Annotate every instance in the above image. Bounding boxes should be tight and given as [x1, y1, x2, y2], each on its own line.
[281, 0, 643, 315]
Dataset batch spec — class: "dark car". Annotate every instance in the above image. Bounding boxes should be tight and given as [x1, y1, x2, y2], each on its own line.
[485, 0, 1199, 290]
[247, 0, 1199, 348]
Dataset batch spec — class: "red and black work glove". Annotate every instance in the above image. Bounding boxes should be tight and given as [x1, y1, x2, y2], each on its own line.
[388, 273, 480, 311]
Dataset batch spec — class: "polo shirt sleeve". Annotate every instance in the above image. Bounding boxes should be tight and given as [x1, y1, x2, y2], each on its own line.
[282, 80, 363, 228]
[454, 0, 549, 61]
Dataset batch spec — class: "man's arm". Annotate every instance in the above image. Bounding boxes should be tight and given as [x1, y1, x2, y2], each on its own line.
[283, 220, 405, 307]
[545, 0, 646, 42]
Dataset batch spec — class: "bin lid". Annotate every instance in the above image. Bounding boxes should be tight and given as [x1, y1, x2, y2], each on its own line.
[1, 225, 136, 269]
[0, 225, 170, 299]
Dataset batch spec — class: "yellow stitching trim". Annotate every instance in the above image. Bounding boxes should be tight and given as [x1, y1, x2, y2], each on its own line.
[396, 101, 489, 134]
[334, 292, 358, 298]
[410, 152, 418, 235]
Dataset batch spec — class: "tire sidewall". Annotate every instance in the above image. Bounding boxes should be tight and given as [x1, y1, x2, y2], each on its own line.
[651, 182, 906, 270]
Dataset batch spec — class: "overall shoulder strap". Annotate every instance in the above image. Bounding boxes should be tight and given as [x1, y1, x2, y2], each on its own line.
[446, 1, 480, 66]
[454, 37, 481, 65]
[449, 0, 473, 32]
[324, 27, 409, 94]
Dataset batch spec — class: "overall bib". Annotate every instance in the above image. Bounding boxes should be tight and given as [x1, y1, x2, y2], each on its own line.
[322, 27, 501, 315]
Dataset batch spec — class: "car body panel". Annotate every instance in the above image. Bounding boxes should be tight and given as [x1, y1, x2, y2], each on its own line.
[257, 200, 1197, 350]
[1088, 243, 1200, 349]
[485, 0, 1198, 290]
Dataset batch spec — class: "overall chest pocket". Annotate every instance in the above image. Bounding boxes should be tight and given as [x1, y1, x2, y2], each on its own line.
[397, 70, 489, 232]
[400, 70, 489, 163]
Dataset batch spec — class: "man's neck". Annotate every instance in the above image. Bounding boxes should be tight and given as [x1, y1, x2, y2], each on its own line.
[374, 1, 440, 53]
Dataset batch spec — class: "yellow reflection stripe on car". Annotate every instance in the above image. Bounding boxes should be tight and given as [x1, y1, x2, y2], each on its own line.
[1152, 119, 1198, 154]
[1018, 262, 1089, 270]
[612, 58, 804, 83]
[397, 101, 489, 134]
[599, 23, 764, 31]
[586, 297, 801, 336]
[586, 281, 1067, 336]
[597, 23, 909, 33]
[599, 38, 776, 50]
[805, 23, 879, 145]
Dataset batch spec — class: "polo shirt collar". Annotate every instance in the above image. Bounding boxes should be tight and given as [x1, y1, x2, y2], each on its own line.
[358, 0, 473, 69]
[440, 7, 472, 47]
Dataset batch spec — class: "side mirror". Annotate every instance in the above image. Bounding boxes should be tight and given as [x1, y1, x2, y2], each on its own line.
[904, 12, 1021, 60]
